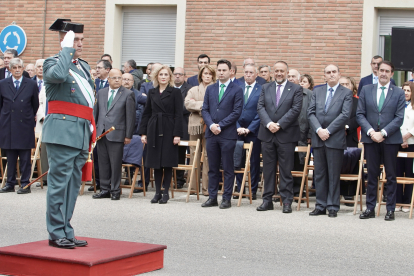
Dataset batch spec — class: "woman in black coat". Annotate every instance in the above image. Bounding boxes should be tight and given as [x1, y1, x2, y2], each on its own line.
[139, 65, 183, 204]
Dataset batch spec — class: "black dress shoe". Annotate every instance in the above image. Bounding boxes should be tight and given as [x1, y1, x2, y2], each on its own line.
[92, 191, 110, 199]
[67, 238, 88, 247]
[359, 209, 375, 219]
[309, 208, 327, 216]
[232, 195, 247, 199]
[17, 187, 31, 194]
[382, 194, 387, 202]
[201, 198, 218, 207]
[252, 194, 257, 200]
[88, 186, 99, 192]
[283, 203, 292, 213]
[219, 199, 231, 209]
[328, 210, 338, 218]
[111, 194, 120, 200]
[0, 185, 15, 193]
[257, 201, 274, 211]
[384, 210, 395, 221]
[49, 238, 75, 249]
[159, 193, 169, 204]
[151, 194, 162, 203]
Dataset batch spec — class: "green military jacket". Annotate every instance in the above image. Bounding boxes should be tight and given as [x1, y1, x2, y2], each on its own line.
[42, 47, 94, 150]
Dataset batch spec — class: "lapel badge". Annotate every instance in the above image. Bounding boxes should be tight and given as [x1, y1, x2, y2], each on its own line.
[288, 89, 290, 91]
[71, 88, 76, 93]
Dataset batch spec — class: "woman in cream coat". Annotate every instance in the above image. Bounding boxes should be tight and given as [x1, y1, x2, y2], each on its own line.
[184, 65, 216, 196]
[396, 81, 414, 212]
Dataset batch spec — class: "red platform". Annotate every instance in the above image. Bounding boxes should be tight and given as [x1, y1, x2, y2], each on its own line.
[0, 237, 167, 276]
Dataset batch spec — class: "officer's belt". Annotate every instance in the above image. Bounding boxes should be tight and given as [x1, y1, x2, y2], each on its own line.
[47, 100, 96, 181]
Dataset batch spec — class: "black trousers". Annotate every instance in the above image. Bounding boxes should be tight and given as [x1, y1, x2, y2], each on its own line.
[5, 149, 31, 188]
[365, 142, 399, 211]
[262, 137, 295, 204]
[396, 144, 414, 204]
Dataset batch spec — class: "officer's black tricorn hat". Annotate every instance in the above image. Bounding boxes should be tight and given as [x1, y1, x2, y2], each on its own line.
[49, 18, 84, 33]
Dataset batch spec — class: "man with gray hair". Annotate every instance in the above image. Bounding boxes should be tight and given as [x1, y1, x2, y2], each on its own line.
[26, 63, 36, 78]
[237, 58, 267, 85]
[0, 49, 30, 80]
[259, 65, 272, 83]
[0, 57, 39, 194]
[123, 59, 143, 90]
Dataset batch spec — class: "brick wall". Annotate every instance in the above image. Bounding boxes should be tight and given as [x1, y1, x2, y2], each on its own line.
[0, 0, 105, 66]
[184, 0, 364, 84]
[1, 0, 364, 84]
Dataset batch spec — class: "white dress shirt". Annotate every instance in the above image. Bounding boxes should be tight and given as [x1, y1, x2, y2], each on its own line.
[244, 81, 256, 98]
[372, 74, 379, 84]
[108, 87, 119, 101]
[367, 82, 391, 136]
[266, 80, 287, 129]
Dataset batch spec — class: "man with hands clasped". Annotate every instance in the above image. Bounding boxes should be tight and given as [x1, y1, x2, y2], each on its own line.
[357, 61, 405, 221]
[308, 64, 353, 218]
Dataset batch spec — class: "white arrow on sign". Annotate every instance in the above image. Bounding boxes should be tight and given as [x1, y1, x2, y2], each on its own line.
[6, 46, 18, 50]
[3, 32, 11, 45]
[12, 32, 20, 44]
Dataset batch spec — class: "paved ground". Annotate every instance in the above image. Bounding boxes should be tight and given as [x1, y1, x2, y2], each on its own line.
[1, 185, 414, 275]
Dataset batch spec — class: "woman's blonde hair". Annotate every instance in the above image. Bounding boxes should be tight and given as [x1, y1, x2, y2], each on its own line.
[151, 64, 175, 88]
[198, 65, 217, 84]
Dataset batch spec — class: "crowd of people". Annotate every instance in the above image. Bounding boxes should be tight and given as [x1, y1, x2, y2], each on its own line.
[1, 32, 414, 223]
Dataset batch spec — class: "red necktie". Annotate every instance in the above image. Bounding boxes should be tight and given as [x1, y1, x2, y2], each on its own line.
[73, 60, 78, 65]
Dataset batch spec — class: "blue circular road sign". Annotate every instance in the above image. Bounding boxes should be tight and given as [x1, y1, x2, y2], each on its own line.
[0, 24, 27, 56]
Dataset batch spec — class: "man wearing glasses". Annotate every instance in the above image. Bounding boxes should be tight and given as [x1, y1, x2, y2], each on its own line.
[173, 67, 193, 188]
[187, 54, 210, 86]
[95, 59, 111, 93]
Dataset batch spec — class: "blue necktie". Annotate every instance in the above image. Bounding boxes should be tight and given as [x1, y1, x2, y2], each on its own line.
[6, 71, 11, 78]
[324, 88, 334, 112]
[14, 80, 20, 91]
[38, 80, 43, 92]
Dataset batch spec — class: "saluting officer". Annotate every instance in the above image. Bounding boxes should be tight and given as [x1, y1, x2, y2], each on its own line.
[43, 19, 95, 249]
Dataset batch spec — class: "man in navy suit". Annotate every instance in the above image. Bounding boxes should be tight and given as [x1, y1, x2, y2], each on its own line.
[201, 59, 243, 209]
[234, 64, 262, 200]
[237, 58, 267, 85]
[187, 54, 210, 87]
[357, 60, 405, 221]
[0, 49, 30, 80]
[256, 61, 303, 213]
[95, 59, 111, 92]
[357, 55, 395, 96]
[229, 61, 243, 87]
[0, 58, 39, 194]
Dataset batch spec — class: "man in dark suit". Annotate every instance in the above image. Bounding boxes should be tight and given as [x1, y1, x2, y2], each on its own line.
[237, 58, 267, 85]
[187, 54, 210, 86]
[0, 58, 39, 194]
[0, 49, 30, 80]
[357, 61, 405, 221]
[308, 64, 353, 218]
[256, 61, 303, 213]
[173, 67, 192, 187]
[89, 59, 112, 192]
[93, 69, 136, 200]
[234, 64, 262, 200]
[357, 55, 395, 96]
[201, 59, 243, 209]
[95, 59, 111, 92]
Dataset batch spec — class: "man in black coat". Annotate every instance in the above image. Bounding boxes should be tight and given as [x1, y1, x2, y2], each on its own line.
[0, 49, 30, 80]
[173, 67, 192, 187]
[0, 58, 39, 194]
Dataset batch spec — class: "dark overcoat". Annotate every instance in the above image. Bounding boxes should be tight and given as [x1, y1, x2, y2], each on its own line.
[138, 86, 183, 169]
[0, 76, 39, 149]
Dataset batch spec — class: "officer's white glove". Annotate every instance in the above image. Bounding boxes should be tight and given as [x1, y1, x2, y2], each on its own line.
[61, 30, 75, 48]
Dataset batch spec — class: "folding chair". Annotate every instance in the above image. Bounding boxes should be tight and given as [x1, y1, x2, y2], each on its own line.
[231, 141, 254, 207]
[0, 149, 4, 183]
[170, 139, 201, 202]
[1, 133, 42, 188]
[292, 144, 311, 210]
[378, 151, 414, 218]
[339, 143, 364, 215]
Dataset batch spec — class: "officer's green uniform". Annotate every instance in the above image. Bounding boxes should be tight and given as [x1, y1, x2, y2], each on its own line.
[43, 47, 94, 240]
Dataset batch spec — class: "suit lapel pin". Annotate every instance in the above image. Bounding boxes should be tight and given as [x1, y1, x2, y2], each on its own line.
[71, 88, 75, 93]
[288, 89, 290, 91]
